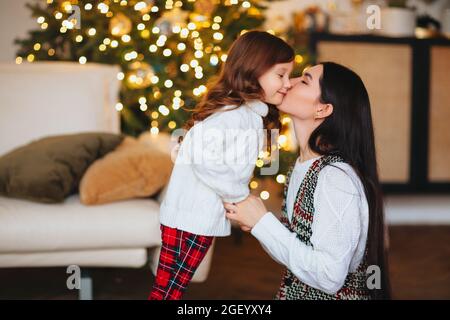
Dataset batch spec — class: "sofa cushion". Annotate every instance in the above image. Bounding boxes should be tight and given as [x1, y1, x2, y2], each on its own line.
[0, 195, 161, 253]
[0, 133, 124, 203]
[79, 135, 173, 205]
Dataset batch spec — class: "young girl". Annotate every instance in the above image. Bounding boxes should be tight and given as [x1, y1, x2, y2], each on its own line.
[225, 62, 391, 300]
[149, 31, 294, 300]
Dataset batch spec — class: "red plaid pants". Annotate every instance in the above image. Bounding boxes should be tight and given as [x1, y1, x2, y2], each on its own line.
[148, 225, 214, 300]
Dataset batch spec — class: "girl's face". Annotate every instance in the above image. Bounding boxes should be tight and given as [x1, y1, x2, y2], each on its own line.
[278, 64, 330, 121]
[258, 61, 294, 105]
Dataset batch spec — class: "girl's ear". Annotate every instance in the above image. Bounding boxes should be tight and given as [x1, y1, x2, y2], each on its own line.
[315, 103, 333, 120]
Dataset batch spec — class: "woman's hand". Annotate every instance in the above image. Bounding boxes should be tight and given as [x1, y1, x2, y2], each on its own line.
[224, 194, 269, 231]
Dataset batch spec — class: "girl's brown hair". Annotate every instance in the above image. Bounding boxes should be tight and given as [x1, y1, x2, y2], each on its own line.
[184, 31, 294, 136]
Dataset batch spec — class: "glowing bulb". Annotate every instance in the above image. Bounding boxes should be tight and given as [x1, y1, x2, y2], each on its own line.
[158, 105, 170, 116]
[260, 191, 270, 200]
[168, 121, 176, 129]
[250, 181, 258, 189]
[256, 159, 264, 168]
[180, 64, 189, 72]
[88, 28, 96, 36]
[163, 49, 172, 56]
[242, 1, 251, 8]
[37, 16, 45, 24]
[151, 127, 159, 135]
[152, 27, 160, 34]
[276, 174, 286, 184]
[137, 23, 145, 30]
[177, 43, 186, 51]
[213, 32, 223, 41]
[33, 43, 41, 51]
[15, 57, 23, 65]
[214, 16, 222, 23]
[190, 59, 199, 68]
[210, 54, 219, 66]
[149, 45, 158, 52]
[115, 102, 123, 111]
[76, 35, 83, 42]
[164, 80, 173, 88]
[140, 104, 148, 111]
[134, 1, 147, 11]
[151, 75, 159, 84]
[117, 72, 125, 80]
[121, 34, 131, 42]
[98, 3, 109, 14]
[194, 50, 203, 58]
[79, 56, 87, 64]
[111, 40, 119, 48]
[27, 54, 35, 62]
[85, 3, 93, 10]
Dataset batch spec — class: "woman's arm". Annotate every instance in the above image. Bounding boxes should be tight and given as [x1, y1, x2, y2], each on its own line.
[226, 165, 363, 294]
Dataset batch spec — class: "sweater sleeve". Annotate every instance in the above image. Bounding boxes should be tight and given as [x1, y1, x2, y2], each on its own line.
[189, 110, 259, 203]
[251, 165, 363, 294]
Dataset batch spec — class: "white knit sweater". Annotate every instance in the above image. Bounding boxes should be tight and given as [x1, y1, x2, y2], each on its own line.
[251, 157, 369, 295]
[159, 100, 268, 237]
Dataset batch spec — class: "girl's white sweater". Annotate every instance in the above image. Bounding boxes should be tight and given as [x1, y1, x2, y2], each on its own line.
[160, 100, 269, 236]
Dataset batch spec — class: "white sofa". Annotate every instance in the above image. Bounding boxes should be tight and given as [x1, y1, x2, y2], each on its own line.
[0, 62, 214, 299]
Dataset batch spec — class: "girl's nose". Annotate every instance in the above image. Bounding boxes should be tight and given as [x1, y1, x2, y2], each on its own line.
[284, 78, 293, 89]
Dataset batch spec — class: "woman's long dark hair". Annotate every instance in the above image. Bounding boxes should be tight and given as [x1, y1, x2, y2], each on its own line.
[311, 62, 391, 299]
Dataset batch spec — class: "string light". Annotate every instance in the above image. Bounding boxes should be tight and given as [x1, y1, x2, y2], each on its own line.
[88, 28, 96, 36]
[158, 105, 170, 116]
[117, 72, 125, 80]
[177, 43, 186, 51]
[276, 174, 286, 184]
[168, 121, 177, 129]
[250, 181, 258, 189]
[15, 57, 23, 64]
[79, 56, 87, 64]
[180, 64, 189, 72]
[260, 191, 270, 200]
[115, 102, 124, 111]
[164, 79, 173, 88]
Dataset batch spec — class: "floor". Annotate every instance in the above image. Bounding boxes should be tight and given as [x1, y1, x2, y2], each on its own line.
[0, 226, 449, 300]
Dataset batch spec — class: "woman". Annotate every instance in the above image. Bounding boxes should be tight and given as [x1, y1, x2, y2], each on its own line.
[224, 62, 391, 300]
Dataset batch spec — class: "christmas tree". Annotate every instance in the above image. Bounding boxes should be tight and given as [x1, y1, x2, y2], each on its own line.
[16, 0, 309, 194]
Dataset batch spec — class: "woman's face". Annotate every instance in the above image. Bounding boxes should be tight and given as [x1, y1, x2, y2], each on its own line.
[278, 64, 325, 120]
[258, 61, 294, 105]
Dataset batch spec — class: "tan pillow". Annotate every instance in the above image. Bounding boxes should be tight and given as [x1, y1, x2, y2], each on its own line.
[79, 135, 173, 205]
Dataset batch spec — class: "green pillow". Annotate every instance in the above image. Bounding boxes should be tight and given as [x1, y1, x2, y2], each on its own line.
[0, 132, 124, 203]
